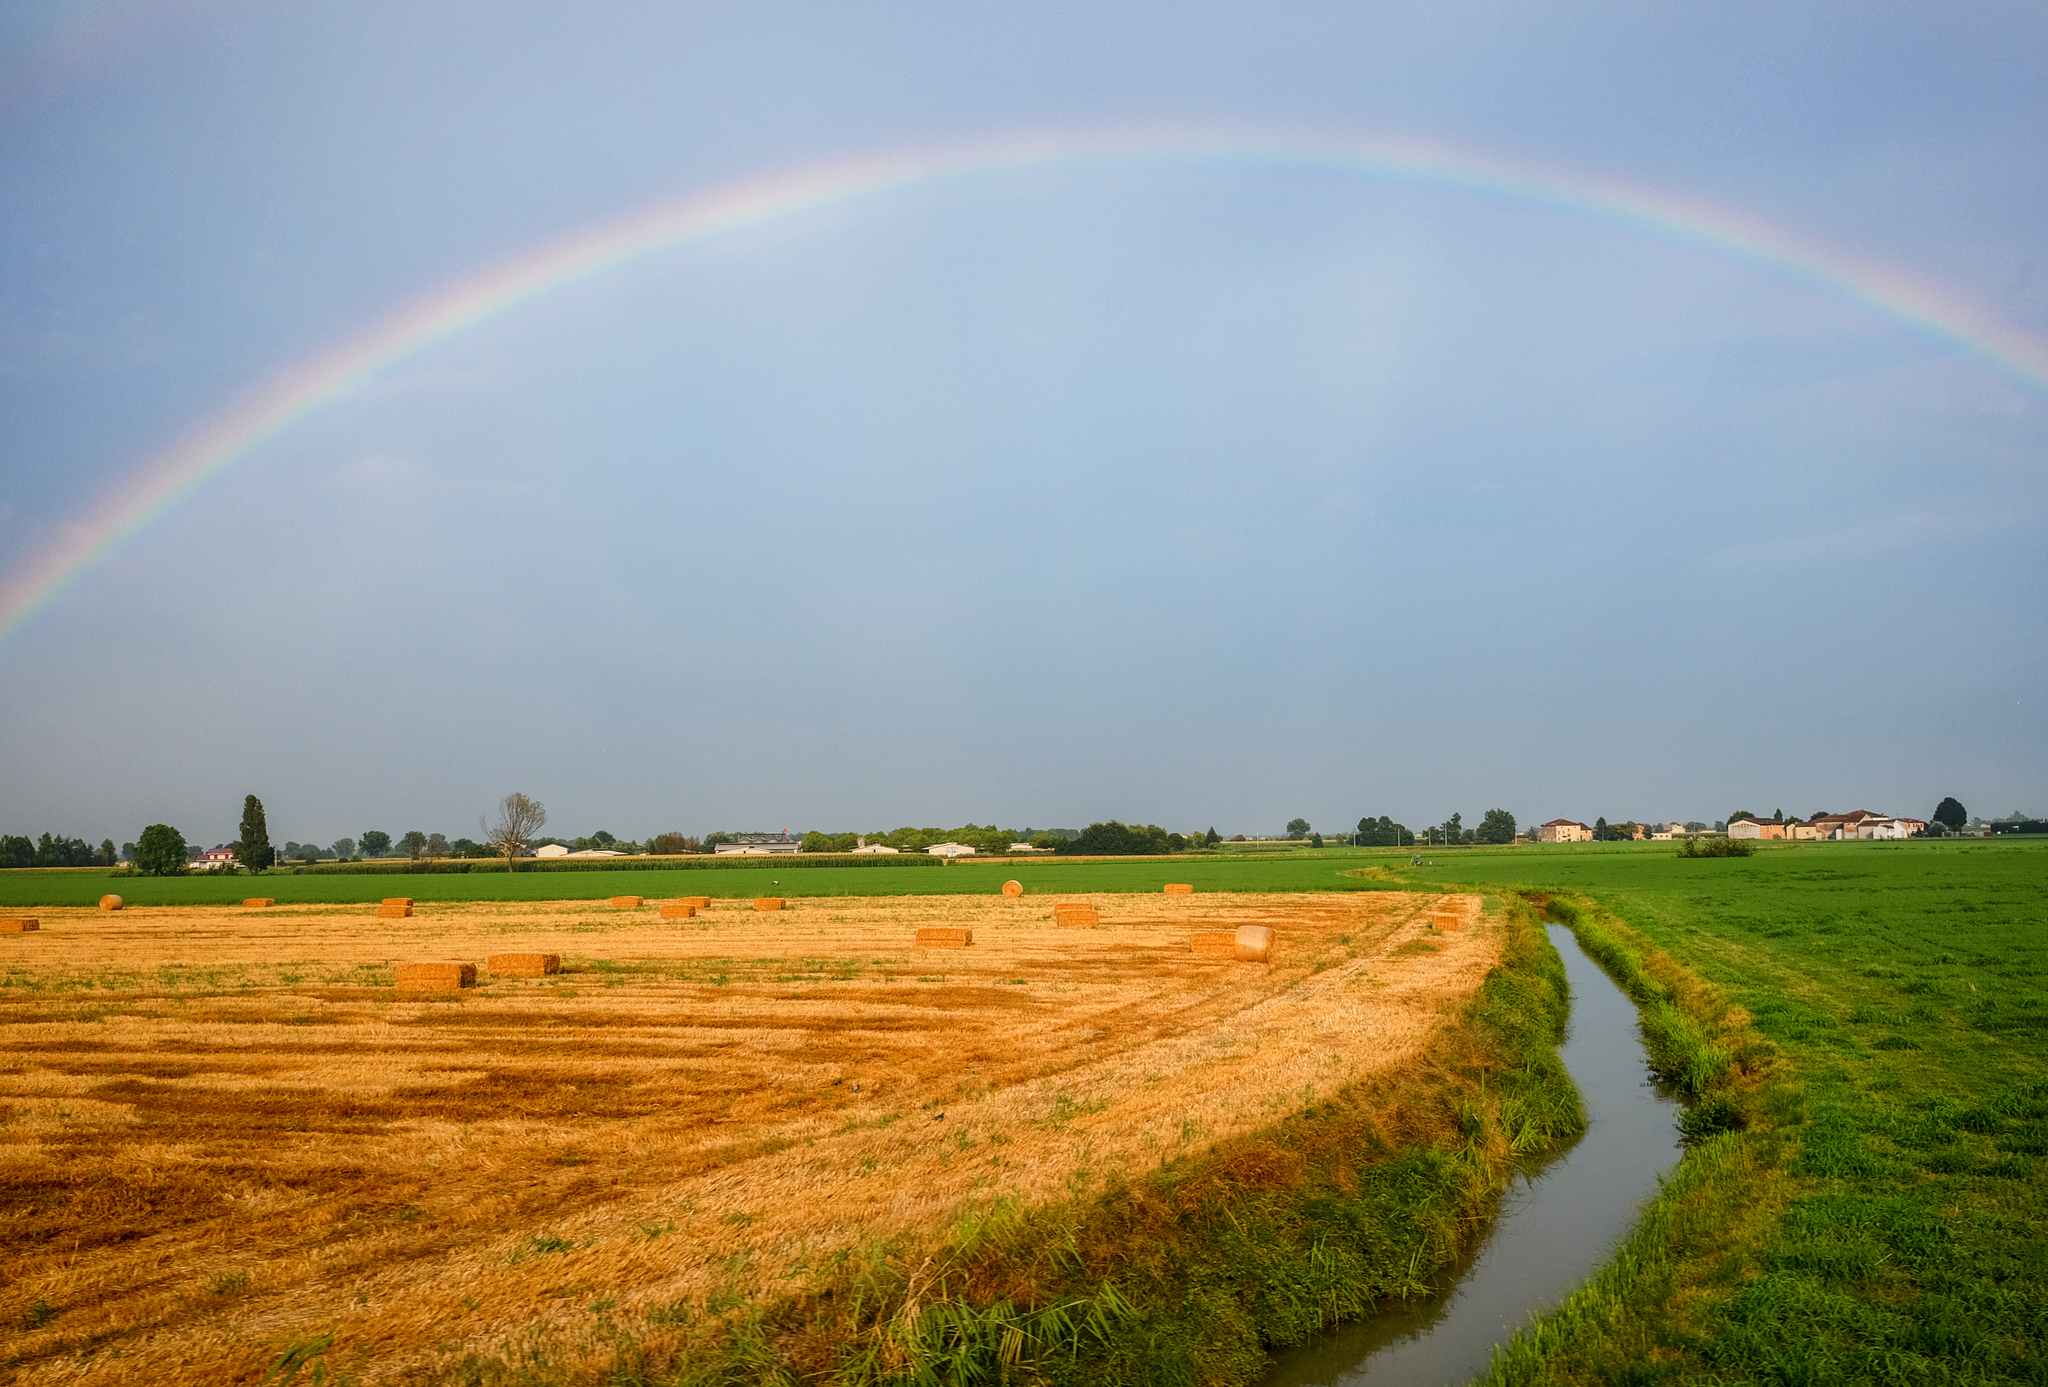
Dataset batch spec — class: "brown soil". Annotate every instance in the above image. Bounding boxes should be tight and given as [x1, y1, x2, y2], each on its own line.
[0, 889, 1494, 1385]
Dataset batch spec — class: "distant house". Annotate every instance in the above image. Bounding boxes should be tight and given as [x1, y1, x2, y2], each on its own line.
[1008, 842, 1047, 853]
[848, 843, 900, 854]
[1537, 819, 1593, 843]
[1805, 810, 1906, 841]
[566, 849, 624, 857]
[926, 842, 977, 858]
[191, 845, 236, 868]
[1728, 818, 1786, 840]
[534, 843, 571, 858]
[715, 832, 802, 855]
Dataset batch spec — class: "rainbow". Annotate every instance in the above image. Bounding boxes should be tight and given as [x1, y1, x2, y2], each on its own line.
[5, 123, 2046, 653]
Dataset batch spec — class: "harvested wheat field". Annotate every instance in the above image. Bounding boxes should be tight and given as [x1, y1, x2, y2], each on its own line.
[0, 888, 1495, 1385]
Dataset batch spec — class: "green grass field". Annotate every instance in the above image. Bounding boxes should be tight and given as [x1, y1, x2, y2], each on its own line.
[0, 851, 1404, 907]
[1435, 836, 2048, 1385]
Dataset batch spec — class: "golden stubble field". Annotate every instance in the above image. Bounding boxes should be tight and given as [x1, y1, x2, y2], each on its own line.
[0, 888, 1497, 1385]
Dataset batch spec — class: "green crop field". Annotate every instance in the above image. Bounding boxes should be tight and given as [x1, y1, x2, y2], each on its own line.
[1421, 836, 2048, 1386]
[0, 851, 1402, 907]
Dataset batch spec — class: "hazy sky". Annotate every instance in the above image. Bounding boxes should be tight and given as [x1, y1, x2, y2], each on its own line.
[1, 1, 2043, 849]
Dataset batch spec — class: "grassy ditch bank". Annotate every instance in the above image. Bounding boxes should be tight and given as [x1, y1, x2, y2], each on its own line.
[437, 899, 1583, 1387]
[1466, 839, 2048, 1386]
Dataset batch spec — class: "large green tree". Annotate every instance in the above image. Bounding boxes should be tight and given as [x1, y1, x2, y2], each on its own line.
[234, 795, 275, 874]
[135, 824, 188, 876]
[359, 829, 392, 858]
[1933, 797, 1968, 831]
[399, 830, 428, 861]
[1057, 821, 1174, 856]
[1285, 818, 1311, 840]
[1353, 815, 1414, 847]
[1476, 808, 1518, 844]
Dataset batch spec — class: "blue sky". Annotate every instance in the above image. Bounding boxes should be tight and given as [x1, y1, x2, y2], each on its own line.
[1, 0, 2043, 849]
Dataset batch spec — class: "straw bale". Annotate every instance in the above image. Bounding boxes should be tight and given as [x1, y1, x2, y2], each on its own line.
[609, 896, 643, 908]
[0, 918, 40, 933]
[394, 961, 475, 991]
[382, 897, 413, 908]
[1188, 930, 1237, 960]
[680, 896, 712, 908]
[376, 904, 413, 919]
[1235, 925, 1276, 963]
[1430, 911, 1462, 933]
[916, 926, 973, 948]
[486, 952, 560, 977]
[659, 902, 697, 919]
[1053, 904, 1099, 927]
[1163, 883, 1194, 895]
[1001, 880, 1024, 897]
[754, 897, 785, 911]
[99, 894, 124, 911]
[242, 897, 273, 908]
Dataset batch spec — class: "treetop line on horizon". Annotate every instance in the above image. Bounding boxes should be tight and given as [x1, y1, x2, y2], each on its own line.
[0, 797, 2024, 874]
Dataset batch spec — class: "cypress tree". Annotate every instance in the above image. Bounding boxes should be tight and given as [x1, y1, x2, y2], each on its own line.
[235, 795, 275, 874]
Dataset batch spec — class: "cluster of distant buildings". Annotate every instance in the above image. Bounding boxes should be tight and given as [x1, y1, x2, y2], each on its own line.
[1533, 810, 1926, 843]
[703, 833, 1042, 857]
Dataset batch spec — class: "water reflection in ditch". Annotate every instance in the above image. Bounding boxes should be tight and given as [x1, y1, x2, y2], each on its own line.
[1256, 924, 1683, 1387]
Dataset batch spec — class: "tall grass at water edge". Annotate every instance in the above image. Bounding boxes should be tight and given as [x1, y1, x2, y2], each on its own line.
[1457, 838, 2048, 1386]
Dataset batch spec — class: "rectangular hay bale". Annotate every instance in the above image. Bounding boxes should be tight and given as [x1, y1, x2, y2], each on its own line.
[1053, 904, 1099, 927]
[754, 897, 785, 911]
[916, 926, 973, 948]
[376, 904, 413, 918]
[679, 896, 712, 908]
[1188, 930, 1237, 960]
[1430, 911, 1462, 933]
[610, 895, 643, 908]
[1163, 883, 1194, 895]
[382, 898, 413, 908]
[659, 902, 697, 919]
[486, 952, 560, 976]
[0, 918, 40, 933]
[395, 961, 475, 991]
[243, 897, 274, 908]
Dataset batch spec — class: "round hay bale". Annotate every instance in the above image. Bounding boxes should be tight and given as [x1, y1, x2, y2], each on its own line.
[1162, 883, 1194, 895]
[659, 902, 697, 919]
[754, 897, 785, 911]
[916, 926, 973, 948]
[395, 961, 476, 991]
[242, 897, 273, 908]
[1001, 880, 1024, 897]
[1234, 925, 1275, 963]
[1188, 930, 1237, 960]
[99, 894, 124, 911]
[609, 895, 643, 908]
[486, 952, 560, 976]
[0, 918, 40, 933]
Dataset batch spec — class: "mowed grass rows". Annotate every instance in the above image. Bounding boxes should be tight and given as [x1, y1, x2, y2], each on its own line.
[0, 889, 1496, 1386]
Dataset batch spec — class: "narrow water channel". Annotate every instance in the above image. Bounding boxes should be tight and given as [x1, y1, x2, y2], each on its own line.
[1256, 924, 1683, 1387]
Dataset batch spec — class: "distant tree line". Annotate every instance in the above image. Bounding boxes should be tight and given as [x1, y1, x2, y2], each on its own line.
[0, 833, 119, 868]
